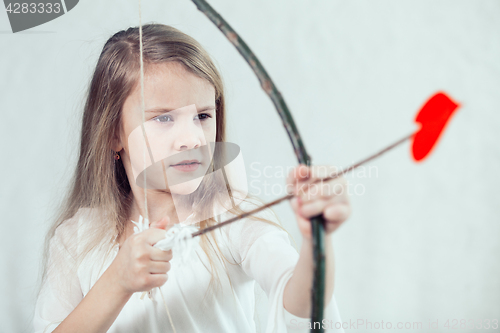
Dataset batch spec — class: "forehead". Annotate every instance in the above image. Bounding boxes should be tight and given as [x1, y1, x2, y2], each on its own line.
[125, 61, 216, 113]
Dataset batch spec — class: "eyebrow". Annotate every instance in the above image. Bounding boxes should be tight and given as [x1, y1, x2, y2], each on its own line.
[145, 106, 216, 113]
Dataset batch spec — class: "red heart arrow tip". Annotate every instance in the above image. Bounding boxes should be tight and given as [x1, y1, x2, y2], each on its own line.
[411, 92, 460, 162]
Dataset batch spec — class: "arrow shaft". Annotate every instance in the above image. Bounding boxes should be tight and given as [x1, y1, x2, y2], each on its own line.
[192, 131, 415, 238]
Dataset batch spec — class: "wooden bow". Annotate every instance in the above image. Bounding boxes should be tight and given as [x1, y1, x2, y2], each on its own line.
[190, 0, 327, 330]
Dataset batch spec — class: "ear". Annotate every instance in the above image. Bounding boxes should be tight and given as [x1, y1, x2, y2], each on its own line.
[111, 127, 124, 153]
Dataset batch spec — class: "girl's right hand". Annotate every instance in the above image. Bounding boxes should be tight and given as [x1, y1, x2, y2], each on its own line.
[109, 217, 173, 295]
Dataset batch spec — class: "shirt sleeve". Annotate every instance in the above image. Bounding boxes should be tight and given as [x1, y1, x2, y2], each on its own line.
[34, 215, 83, 333]
[224, 199, 344, 333]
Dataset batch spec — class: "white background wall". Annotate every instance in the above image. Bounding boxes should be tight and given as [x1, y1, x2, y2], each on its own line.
[0, 1, 499, 332]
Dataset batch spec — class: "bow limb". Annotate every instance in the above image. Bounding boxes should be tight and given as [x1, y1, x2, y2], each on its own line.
[190, 0, 326, 331]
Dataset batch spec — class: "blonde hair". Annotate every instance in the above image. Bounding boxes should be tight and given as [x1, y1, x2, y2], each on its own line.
[40, 23, 290, 302]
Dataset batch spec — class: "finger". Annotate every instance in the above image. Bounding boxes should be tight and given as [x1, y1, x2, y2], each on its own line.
[286, 164, 310, 186]
[149, 261, 171, 274]
[317, 178, 348, 200]
[311, 165, 339, 180]
[144, 228, 167, 246]
[321, 178, 348, 200]
[150, 248, 173, 261]
[298, 181, 335, 203]
[148, 273, 168, 288]
[300, 177, 348, 203]
[289, 165, 339, 184]
[323, 202, 351, 223]
[293, 167, 339, 196]
[297, 182, 324, 203]
[300, 199, 328, 219]
[293, 176, 319, 197]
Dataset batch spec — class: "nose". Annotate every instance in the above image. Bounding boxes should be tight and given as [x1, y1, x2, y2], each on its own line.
[173, 118, 203, 151]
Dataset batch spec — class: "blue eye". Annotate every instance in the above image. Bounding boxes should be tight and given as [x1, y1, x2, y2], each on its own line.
[196, 113, 212, 121]
[153, 114, 173, 123]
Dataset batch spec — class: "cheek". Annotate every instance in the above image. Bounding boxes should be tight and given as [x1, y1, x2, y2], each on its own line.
[126, 125, 156, 180]
[120, 112, 142, 152]
[116, 127, 131, 156]
[201, 124, 216, 143]
[209, 117, 217, 141]
[210, 127, 217, 142]
[146, 128, 179, 162]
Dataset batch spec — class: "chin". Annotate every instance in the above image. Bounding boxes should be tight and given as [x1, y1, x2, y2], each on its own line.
[169, 178, 203, 195]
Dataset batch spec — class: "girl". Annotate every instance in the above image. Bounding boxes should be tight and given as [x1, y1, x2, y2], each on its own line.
[34, 23, 351, 333]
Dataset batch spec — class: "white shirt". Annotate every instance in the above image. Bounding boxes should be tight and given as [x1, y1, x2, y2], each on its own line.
[34, 199, 344, 333]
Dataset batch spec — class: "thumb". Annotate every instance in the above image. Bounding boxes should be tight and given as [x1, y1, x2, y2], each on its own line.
[150, 217, 169, 230]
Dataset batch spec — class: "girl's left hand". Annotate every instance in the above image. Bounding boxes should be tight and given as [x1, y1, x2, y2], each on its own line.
[287, 164, 351, 239]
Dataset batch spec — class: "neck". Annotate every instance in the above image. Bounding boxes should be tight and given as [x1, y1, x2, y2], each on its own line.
[130, 190, 176, 224]
[129, 187, 197, 226]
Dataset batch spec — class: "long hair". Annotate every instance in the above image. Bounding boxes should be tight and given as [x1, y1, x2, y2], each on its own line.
[40, 23, 289, 302]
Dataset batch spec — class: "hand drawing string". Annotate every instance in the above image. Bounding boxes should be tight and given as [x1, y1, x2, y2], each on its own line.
[138, 1, 176, 332]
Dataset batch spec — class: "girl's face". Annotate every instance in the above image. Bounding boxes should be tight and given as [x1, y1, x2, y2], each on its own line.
[116, 61, 217, 195]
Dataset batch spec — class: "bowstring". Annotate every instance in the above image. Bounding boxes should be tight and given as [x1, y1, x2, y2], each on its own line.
[138, 0, 148, 222]
[138, 1, 176, 332]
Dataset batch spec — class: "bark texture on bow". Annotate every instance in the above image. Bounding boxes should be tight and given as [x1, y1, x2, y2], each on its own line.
[190, 0, 326, 330]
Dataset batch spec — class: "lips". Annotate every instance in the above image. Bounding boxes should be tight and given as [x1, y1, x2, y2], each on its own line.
[170, 159, 201, 166]
[170, 159, 202, 173]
